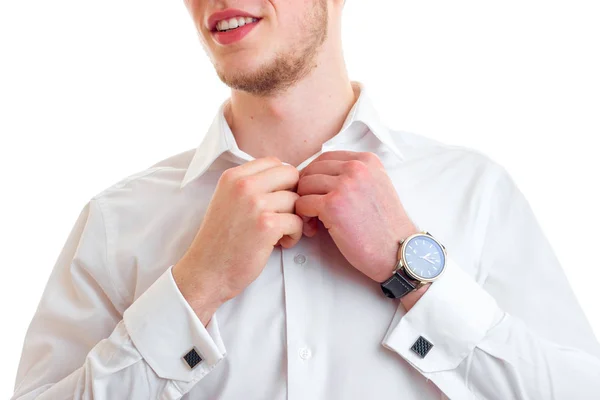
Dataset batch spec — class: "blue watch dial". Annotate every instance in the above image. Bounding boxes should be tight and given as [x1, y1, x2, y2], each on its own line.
[403, 234, 445, 280]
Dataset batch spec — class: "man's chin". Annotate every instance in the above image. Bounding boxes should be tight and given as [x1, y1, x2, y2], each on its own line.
[215, 54, 267, 76]
[215, 63, 279, 96]
[217, 70, 257, 91]
[213, 46, 316, 96]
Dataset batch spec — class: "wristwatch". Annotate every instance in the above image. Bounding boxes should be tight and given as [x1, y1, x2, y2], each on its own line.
[380, 231, 447, 299]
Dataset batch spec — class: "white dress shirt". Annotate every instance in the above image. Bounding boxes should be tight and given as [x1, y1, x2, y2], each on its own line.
[12, 82, 600, 400]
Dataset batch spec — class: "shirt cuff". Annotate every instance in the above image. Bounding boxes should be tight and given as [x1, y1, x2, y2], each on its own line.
[381, 255, 504, 373]
[123, 265, 227, 382]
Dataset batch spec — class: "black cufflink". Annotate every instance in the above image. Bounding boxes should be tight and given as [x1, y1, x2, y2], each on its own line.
[183, 347, 203, 369]
[410, 336, 433, 358]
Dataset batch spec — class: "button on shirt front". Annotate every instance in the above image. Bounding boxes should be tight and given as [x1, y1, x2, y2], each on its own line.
[12, 82, 600, 400]
[298, 347, 312, 360]
[293, 254, 306, 265]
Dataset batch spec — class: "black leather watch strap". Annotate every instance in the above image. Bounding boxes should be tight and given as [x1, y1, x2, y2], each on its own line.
[380, 271, 416, 299]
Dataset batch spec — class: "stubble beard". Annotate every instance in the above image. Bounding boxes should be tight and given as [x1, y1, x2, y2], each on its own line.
[212, 0, 328, 97]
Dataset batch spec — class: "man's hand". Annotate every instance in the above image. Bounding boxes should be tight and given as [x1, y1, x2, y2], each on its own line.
[173, 157, 303, 325]
[295, 151, 419, 284]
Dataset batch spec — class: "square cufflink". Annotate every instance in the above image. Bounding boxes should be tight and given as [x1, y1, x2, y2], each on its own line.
[182, 347, 203, 369]
[410, 336, 433, 358]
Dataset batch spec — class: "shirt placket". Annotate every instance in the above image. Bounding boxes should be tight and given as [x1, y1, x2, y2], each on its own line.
[281, 236, 318, 400]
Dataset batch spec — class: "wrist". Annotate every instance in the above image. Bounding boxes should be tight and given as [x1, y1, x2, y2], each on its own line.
[172, 259, 225, 326]
[400, 283, 430, 312]
[375, 222, 420, 283]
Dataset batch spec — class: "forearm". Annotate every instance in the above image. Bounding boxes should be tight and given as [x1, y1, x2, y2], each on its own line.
[173, 256, 225, 327]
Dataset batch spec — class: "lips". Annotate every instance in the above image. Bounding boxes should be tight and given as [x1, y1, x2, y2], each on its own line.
[212, 19, 260, 46]
[207, 8, 261, 32]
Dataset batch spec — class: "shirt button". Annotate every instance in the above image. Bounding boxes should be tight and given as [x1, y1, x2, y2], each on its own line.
[294, 254, 306, 265]
[298, 347, 312, 360]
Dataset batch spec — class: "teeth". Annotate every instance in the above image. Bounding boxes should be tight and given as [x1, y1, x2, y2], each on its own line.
[216, 17, 258, 32]
[218, 20, 229, 31]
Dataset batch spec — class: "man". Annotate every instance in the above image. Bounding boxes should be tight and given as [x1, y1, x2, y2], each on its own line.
[12, 0, 600, 398]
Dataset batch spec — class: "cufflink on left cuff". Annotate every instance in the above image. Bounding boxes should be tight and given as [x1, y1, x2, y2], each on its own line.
[183, 347, 203, 369]
[410, 336, 433, 358]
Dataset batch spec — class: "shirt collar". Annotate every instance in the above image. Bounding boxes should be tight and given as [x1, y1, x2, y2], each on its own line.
[180, 81, 405, 189]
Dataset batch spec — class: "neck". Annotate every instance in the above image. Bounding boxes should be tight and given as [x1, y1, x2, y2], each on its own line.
[223, 45, 356, 167]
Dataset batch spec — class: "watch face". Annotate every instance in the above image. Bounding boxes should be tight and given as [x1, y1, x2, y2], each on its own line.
[403, 234, 446, 281]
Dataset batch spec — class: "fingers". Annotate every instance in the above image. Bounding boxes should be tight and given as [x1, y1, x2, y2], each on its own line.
[305, 151, 382, 170]
[263, 190, 299, 213]
[307, 150, 369, 164]
[228, 156, 285, 179]
[275, 213, 304, 248]
[253, 164, 300, 193]
[297, 174, 338, 196]
[299, 160, 345, 178]
[294, 194, 325, 218]
[229, 157, 335, 248]
[303, 217, 319, 237]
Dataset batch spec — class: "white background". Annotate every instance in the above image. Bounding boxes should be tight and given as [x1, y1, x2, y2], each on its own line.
[1, 0, 598, 396]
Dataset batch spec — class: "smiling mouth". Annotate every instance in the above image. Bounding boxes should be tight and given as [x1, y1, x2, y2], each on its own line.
[212, 17, 261, 33]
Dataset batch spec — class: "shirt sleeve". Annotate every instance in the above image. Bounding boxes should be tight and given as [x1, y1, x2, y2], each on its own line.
[11, 198, 226, 400]
[381, 163, 600, 399]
